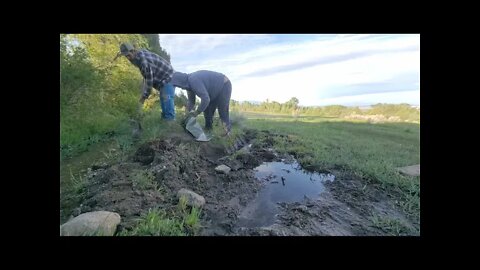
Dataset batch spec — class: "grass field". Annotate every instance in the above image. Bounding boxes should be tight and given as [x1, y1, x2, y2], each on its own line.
[238, 111, 420, 220]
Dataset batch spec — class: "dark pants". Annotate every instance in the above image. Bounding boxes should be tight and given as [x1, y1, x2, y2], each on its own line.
[204, 80, 232, 131]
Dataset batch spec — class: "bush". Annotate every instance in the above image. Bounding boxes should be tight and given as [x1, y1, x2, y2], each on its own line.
[60, 34, 169, 157]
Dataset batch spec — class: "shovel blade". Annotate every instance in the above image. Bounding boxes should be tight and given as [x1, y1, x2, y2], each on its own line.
[185, 116, 211, 142]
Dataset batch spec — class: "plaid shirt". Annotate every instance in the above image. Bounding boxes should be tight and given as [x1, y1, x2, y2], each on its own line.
[133, 49, 173, 99]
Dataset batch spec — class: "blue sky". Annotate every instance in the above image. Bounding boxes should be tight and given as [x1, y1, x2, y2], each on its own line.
[159, 34, 420, 107]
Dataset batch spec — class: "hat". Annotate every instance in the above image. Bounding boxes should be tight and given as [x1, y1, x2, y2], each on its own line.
[119, 43, 135, 55]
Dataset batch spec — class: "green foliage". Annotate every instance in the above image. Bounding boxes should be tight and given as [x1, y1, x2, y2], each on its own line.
[60, 34, 172, 159]
[142, 34, 171, 62]
[176, 195, 202, 234]
[118, 200, 202, 236]
[118, 208, 187, 236]
[231, 97, 303, 115]
[370, 214, 415, 236]
[231, 98, 420, 122]
[68, 169, 88, 198]
[183, 206, 202, 233]
[131, 170, 156, 190]
[174, 91, 188, 110]
[368, 103, 420, 122]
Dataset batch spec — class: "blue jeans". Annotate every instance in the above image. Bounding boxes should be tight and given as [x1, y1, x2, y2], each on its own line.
[159, 83, 175, 120]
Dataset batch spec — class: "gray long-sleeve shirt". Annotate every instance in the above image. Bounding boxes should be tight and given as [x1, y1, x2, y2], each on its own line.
[171, 70, 228, 112]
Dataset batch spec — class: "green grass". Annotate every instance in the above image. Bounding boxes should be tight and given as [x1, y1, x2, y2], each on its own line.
[243, 112, 420, 220]
[370, 214, 415, 236]
[178, 195, 202, 234]
[131, 170, 156, 190]
[138, 107, 187, 143]
[60, 106, 124, 159]
[60, 169, 89, 224]
[118, 208, 188, 236]
[60, 103, 186, 160]
[118, 197, 202, 236]
[68, 168, 87, 193]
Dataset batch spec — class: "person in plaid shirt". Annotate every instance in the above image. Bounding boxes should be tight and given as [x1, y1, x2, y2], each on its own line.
[118, 43, 176, 120]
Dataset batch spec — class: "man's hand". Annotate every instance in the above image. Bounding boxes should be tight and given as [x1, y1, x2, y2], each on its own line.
[186, 110, 199, 119]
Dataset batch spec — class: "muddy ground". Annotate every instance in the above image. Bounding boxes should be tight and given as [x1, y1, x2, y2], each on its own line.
[61, 129, 419, 236]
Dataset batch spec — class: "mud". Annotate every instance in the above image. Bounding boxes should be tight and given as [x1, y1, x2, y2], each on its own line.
[61, 129, 419, 236]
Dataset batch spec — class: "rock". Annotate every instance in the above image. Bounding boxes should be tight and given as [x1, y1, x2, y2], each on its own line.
[215, 164, 231, 174]
[177, 188, 205, 207]
[397, 164, 420, 177]
[237, 144, 251, 155]
[60, 211, 121, 236]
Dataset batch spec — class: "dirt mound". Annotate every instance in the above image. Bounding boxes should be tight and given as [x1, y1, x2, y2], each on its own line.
[71, 130, 277, 234]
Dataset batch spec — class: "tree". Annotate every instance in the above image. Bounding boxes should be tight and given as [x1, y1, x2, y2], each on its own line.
[286, 97, 299, 109]
[142, 34, 171, 63]
[174, 91, 188, 110]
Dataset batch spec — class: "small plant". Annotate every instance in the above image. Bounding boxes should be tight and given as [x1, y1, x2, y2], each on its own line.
[131, 170, 155, 190]
[183, 206, 202, 234]
[116, 135, 134, 154]
[70, 169, 87, 195]
[370, 214, 412, 236]
[117, 208, 186, 236]
[101, 149, 116, 160]
[399, 191, 420, 220]
[177, 195, 202, 235]
[178, 195, 188, 213]
[152, 181, 164, 193]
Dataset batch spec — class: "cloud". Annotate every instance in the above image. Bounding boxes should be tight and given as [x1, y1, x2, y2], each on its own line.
[314, 90, 420, 107]
[159, 34, 420, 106]
[159, 34, 271, 59]
[241, 44, 419, 78]
[319, 71, 420, 99]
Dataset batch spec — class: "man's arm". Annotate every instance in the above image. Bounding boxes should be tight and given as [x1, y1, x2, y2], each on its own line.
[140, 64, 154, 99]
[189, 78, 210, 113]
[187, 91, 196, 112]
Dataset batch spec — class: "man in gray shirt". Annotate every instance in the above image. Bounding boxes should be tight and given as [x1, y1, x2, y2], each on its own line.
[171, 70, 232, 135]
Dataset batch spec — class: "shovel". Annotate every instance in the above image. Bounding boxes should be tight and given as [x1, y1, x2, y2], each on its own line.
[185, 115, 211, 142]
[130, 103, 143, 140]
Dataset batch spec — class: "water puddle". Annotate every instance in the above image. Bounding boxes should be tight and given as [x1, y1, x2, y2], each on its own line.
[237, 161, 335, 228]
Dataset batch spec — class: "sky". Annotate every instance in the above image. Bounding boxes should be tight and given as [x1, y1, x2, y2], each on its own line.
[158, 34, 420, 107]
